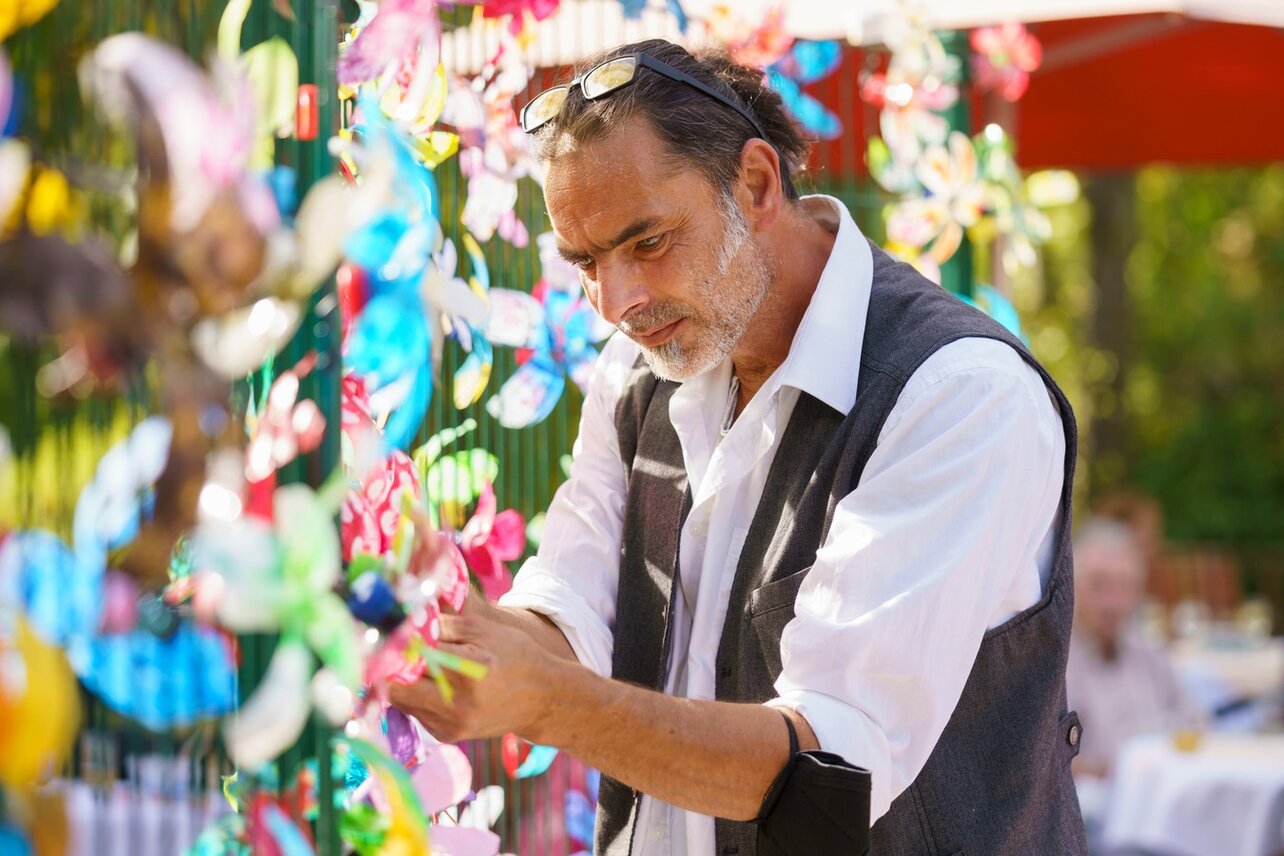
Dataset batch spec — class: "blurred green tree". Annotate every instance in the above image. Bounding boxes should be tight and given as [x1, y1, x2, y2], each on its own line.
[1020, 165, 1284, 549]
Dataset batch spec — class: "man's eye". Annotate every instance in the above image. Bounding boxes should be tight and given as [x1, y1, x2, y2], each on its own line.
[575, 257, 595, 271]
[636, 234, 665, 252]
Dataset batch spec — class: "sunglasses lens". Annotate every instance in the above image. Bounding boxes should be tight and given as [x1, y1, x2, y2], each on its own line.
[583, 56, 638, 99]
[523, 86, 570, 132]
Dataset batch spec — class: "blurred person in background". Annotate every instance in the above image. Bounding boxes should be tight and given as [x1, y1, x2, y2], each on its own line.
[1094, 489, 1165, 585]
[1067, 517, 1205, 849]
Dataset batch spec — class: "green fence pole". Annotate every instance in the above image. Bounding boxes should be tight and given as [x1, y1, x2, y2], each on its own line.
[938, 29, 974, 300]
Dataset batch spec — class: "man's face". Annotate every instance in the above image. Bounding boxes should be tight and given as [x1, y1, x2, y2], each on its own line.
[1076, 541, 1145, 646]
[542, 116, 774, 381]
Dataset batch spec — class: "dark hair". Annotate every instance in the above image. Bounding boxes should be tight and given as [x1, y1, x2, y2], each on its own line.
[532, 39, 811, 201]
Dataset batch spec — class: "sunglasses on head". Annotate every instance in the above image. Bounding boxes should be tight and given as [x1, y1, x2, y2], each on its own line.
[521, 53, 795, 195]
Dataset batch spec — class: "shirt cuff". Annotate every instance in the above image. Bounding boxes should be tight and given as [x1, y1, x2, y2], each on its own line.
[499, 569, 615, 678]
[766, 689, 895, 824]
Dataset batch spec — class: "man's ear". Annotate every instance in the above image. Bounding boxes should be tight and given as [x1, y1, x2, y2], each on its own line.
[736, 138, 785, 232]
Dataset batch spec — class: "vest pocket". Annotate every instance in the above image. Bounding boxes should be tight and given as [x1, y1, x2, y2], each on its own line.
[747, 567, 813, 678]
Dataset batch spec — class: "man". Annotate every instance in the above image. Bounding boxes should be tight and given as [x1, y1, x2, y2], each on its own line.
[391, 39, 1087, 854]
[1067, 518, 1204, 779]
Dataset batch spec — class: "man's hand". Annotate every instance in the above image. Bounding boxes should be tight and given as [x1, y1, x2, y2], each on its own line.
[386, 612, 554, 743]
[387, 608, 819, 821]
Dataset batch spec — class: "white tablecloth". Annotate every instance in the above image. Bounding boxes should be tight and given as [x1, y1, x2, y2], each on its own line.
[1103, 733, 1284, 856]
[1173, 638, 1284, 702]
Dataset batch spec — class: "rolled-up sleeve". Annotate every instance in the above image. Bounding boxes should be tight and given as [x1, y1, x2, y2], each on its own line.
[498, 334, 637, 678]
[768, 339, 1067, 824]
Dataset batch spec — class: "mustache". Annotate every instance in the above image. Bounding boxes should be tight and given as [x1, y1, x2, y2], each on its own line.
[617, 303, 693, 337]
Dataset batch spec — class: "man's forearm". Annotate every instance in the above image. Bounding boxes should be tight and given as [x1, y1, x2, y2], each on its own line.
[522, 653, 813, 821]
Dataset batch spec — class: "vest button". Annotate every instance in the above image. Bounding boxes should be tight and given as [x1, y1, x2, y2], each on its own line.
[1067, 723, 1081, 747]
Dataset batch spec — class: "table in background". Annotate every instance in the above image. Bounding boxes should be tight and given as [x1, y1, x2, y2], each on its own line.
[1103, 733, 1284, 856]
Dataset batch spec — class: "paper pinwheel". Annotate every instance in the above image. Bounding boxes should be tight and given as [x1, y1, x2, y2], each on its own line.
[442, 57, 538, 247]
[886, 131, 985, 265]
[0, 418, 240, 731]
[767, 40, 843, 140]
[194, 482, 360, 767]
[617, 0, 687, 31]
[484, 274, 613, 429]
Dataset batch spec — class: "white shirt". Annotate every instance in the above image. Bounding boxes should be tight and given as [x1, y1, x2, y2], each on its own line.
[500, 196, 1066, 854]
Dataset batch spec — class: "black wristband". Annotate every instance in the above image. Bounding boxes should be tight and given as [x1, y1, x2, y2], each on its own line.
[752, 709, 800, 823]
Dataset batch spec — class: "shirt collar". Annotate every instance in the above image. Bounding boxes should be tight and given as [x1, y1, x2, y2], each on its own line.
[773, 194, 872, 416]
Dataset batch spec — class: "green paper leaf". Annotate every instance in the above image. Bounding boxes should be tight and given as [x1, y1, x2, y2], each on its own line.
[241, 36, 299, 170]
[867, 136, 890, 182]
[339, 803, 389, 856]
[275, 484, 341, 594]
[345, 552, 385, 584]
[217, 0, 252, 61]
[413, 418, 478, 472]
[305, 595, 361, 688]
[424, 448, 499, 507]
[424, 645, 490, 682]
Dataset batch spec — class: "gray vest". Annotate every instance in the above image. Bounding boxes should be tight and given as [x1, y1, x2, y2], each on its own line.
[596, 242, 1087, 856]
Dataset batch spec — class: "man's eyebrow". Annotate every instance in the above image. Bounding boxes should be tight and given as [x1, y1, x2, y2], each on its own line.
[604, 216, 662, 250]
[556, 216, 664, 263]
[556, 244, 590, 264]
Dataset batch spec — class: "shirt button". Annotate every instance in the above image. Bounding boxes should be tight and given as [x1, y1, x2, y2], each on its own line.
[690, 520, 706, 536]
[1067, 723, 1081, 747]
[651, 826, 664, 841]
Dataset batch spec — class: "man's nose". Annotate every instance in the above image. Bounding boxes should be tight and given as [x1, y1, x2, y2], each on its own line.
[592, 260, 649, 326]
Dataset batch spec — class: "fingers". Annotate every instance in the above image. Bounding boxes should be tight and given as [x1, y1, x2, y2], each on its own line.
[440, 614, 468, 644]
[455, 580, 491, 618]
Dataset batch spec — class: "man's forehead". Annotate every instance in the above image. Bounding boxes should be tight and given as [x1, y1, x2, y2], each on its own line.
[543, 121, 697, 252]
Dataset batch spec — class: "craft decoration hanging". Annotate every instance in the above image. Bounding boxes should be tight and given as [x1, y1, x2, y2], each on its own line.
[485, 277, 614, 428]
[767, 40, 844, 140]
[864, 9, 1053, 287]
[442, 55, 539, 247]
[970, 22, 1042, 102]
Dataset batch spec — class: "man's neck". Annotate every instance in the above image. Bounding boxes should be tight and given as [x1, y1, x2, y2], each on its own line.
[730, 206, 837, 411]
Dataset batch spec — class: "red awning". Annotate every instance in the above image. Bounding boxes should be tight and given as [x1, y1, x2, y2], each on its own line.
[1012, 15, 1284, 169]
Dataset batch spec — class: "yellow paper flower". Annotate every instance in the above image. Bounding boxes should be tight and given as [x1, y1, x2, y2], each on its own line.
[0, 0, 60, 42]
[0, 616, 81, 788]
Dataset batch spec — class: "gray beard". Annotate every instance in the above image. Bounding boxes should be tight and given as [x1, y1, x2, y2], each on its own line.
[639, 199, 773, 381]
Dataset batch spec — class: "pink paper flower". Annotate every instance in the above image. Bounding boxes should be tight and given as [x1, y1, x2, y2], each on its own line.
[481, 0, 560, 35]
[970, 23, 1042, 101]
[365, 601, 443, 688]
[457, 482, 526, 601]
[337, 0, 441, 87]
[341, 449, 422, 561]
[706, 5, 793, 69]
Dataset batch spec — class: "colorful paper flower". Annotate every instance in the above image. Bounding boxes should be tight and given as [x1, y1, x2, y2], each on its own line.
[0, 616, 80, 789]
[886, 131, 985, 264]
[193, 483, 361, 767]
[337, 0, 440, 88]
[767, 40, 843, 140]
[970, 23, 1042, 102]
[456, 482, 525, 601]
[618, 0, 687, 31]
[501, 732, 558, 779]
[480, 0, 560, 37]
[443, 58, 538, 246]
[485, 276, 614, 428]
[425, 234, 493, 409]
[706, 4, 793, 69]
